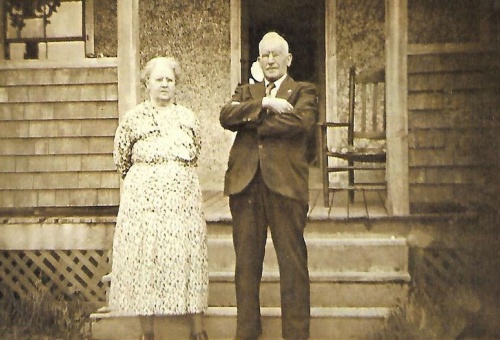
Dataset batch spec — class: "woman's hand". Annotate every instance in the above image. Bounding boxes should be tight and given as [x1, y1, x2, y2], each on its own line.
[169, 127, 196, 161]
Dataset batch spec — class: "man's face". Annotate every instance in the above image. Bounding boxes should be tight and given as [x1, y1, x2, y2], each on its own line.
[258, 38, 292, 82]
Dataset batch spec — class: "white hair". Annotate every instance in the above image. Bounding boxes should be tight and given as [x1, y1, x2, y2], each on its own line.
[141, 56, 182, 85]
[258, 32, 289, 55]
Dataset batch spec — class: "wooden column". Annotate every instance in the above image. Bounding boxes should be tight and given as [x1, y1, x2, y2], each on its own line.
[0, 0, 5, 60]
[84, 0, 95, 56]
[230, 0, 241, 93]
[385, 0, 409, 215]
[322, 0, 339, 199]
[325, 0, 337, 144]
[117, 0, 140, 119]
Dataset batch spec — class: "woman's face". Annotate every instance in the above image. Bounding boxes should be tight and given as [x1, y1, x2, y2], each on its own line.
[147, 62, 176, 107]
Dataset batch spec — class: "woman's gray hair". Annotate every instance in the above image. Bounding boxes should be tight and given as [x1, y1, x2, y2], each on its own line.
[141, 56, 182, 84]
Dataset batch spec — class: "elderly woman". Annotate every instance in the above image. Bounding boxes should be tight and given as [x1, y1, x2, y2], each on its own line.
[110, 56, 209, 340]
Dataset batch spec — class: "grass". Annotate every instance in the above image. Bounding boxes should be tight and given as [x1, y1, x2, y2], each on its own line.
[0, 281, 93, 340]
[370, 284, 479, 340]
[371, 247, 500, 339]
[370, 207, 500, 340]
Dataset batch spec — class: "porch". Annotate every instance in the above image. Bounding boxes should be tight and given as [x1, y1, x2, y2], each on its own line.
[86, 186, 401, 339]
[202, 166, 390, 221]
[1, 183, 486, 339]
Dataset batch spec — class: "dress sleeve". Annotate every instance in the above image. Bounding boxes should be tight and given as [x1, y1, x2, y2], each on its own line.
[113, 112, 136, 178]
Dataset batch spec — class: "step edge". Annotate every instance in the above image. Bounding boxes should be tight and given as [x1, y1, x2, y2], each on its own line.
[83, 271, 411, 284]
[210, 271, 411, 283]
[208, 306, 391, 318]
[208, 237, 407, 246]
[90, 306, 391, 320]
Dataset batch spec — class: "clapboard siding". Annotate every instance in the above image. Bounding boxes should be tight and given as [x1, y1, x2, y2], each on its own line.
[1, 84, 117, 103]
[0, 155, 115, 172]
[0, 61, 119, 209]
[0, 67, 117, 86]
[408, 51, 500, 208]
[0, 101, 118, 120]
[0, 119, 116, 138]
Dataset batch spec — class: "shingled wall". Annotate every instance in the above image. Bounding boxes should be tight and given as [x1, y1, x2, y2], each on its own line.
[408, 52, 500, 210]
[0, 60, 119, 209]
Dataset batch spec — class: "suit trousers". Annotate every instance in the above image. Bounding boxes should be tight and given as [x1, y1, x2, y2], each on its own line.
[229, 169, 310, 340]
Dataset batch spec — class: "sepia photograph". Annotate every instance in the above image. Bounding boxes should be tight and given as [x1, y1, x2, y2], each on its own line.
[0, 0, 499, 339]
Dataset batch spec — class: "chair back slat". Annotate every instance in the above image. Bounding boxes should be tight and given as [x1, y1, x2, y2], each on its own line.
[347, 66, 356, 146]
[353, 131, 386, 140]
[360, 83, 367, 132]
[352, 69, 385, 137]
[372, 82, 379, 132]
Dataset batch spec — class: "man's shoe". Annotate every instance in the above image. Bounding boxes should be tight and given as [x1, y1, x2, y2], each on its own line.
[138, 335, 154, 340]
[191, 330, 209, 340]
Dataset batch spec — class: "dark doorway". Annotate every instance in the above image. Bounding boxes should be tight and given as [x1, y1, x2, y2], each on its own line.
[240, 0, 326, 170]
[241, 0, 325, 85]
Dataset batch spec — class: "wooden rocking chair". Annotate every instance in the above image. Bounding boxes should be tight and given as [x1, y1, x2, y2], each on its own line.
[319, 66, 387, 206]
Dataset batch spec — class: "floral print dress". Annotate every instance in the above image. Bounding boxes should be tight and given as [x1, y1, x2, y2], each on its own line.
[109, 101, 208, 315]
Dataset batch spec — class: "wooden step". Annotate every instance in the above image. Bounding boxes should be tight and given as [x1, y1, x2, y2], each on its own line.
[208, 236, 408, 273]
[90, 306, 390, 340]
[209, 271, 409, 308]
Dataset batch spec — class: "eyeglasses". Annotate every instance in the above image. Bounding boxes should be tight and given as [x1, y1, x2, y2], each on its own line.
[259, 51, 285, 60]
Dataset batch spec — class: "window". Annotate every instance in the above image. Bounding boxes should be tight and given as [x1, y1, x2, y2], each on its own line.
[3, 0, 90, 60]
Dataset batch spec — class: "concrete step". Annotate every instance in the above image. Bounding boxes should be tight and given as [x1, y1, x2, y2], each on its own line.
[88, 226, 408, 339]
[90, 306, 390, 340]
[209, 271, 409, 308]
[208, 236, 408, 273]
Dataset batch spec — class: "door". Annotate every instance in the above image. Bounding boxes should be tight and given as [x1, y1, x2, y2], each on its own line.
[240, 0, 326, 169]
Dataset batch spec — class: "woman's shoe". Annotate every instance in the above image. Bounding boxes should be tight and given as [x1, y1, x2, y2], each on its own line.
[191, 330, 209, 340]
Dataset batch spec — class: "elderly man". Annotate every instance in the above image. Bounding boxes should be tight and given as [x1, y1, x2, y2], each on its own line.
[220, 32, 318, 340]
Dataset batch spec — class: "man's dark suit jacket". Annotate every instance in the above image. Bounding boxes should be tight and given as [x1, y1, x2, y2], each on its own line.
[220, 76, 318, 203]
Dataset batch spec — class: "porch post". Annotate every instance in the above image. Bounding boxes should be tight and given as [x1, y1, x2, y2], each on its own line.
[84, 0, 95, 56]
[0, 0, 5, 60]
[321, 0, 338, 204]
[324, 0, 337, 131]
[230, 0, 241, 92]
[385, 0, 409, 215]
[117, 0, 140, 120]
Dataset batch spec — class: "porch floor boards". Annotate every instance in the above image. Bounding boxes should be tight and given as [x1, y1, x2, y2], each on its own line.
[0, 188, 387, 222]
[203, 188, 388, 223]
[202, 165, 388, 222]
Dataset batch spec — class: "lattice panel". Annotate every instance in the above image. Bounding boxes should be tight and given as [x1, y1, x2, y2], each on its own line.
[413, 247, 473, 298]
[0, 250, 111, 302]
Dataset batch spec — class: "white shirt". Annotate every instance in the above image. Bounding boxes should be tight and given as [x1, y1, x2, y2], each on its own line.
[264, 74, 287, 98]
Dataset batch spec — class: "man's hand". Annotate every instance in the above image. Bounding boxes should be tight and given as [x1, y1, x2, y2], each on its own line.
[262, 97, 294, 114]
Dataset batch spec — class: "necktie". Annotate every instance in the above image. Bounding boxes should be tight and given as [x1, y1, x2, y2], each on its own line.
[265, 82, 275, 97]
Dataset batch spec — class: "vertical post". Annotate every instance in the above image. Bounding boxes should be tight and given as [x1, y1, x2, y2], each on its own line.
[0, 0, 5, 60]
[385, 0, 409, 215]
[84, 0, 95, 56]
[230, 0, 241, 93]
[323, 0, 337, 204]
[117, 0, 140, 120]
[324, 0, 337, 135]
